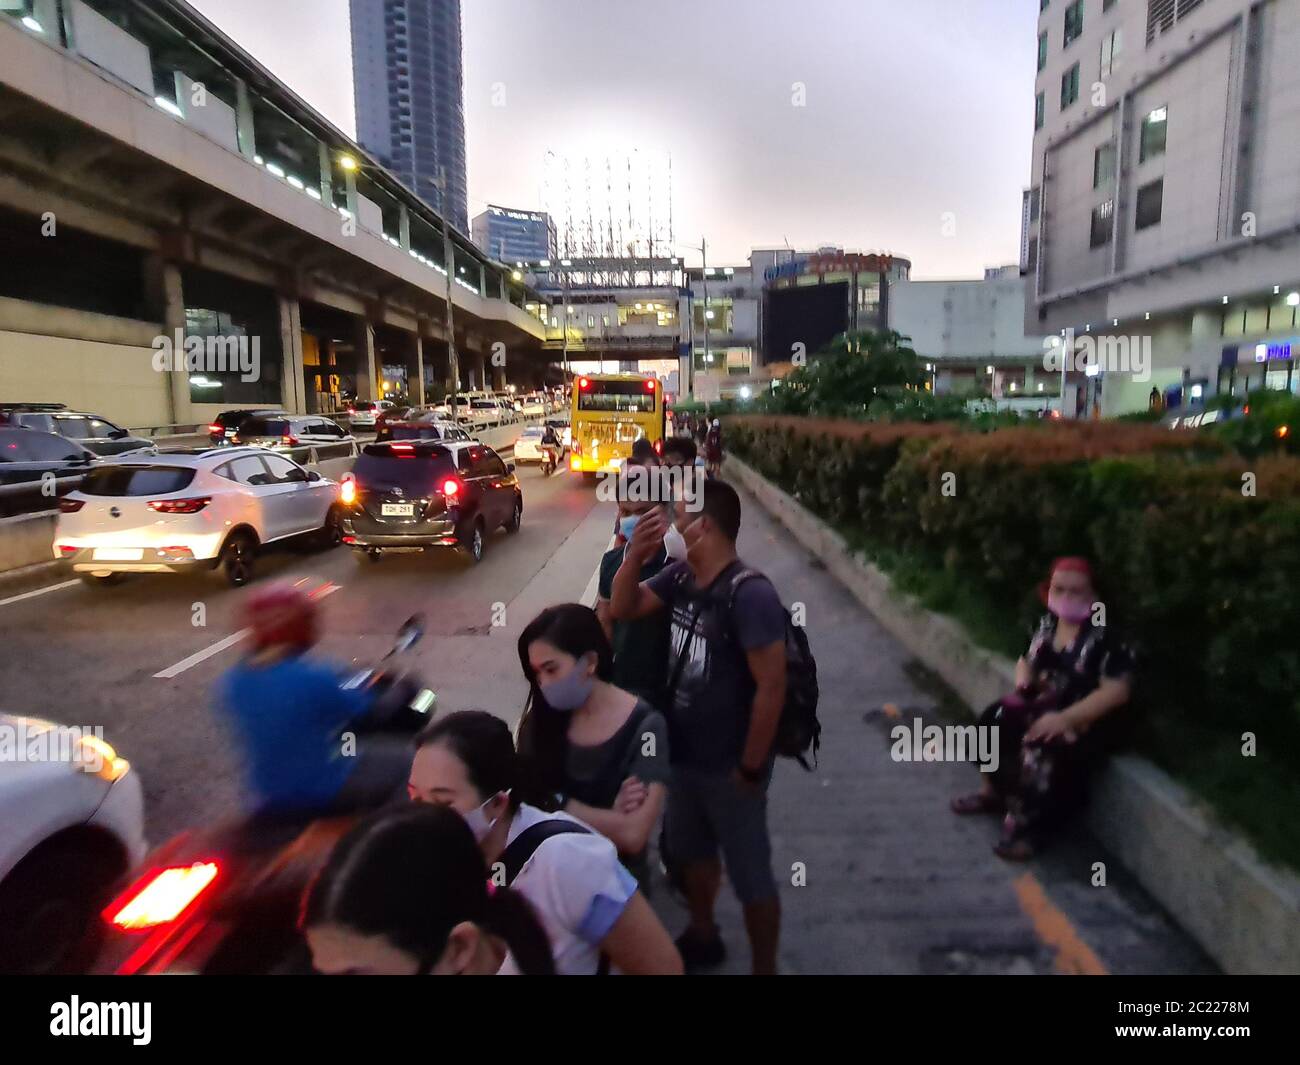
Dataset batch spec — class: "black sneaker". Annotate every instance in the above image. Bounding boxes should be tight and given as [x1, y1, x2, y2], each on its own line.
[675, 927, 726, 970]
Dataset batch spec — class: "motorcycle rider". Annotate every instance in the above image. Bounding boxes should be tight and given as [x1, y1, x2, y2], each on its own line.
[217, 584, 412, 818]
[540, 422, 561, 474]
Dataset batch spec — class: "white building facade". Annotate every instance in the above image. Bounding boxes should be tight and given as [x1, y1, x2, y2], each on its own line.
[1024, 0, 1300, 416]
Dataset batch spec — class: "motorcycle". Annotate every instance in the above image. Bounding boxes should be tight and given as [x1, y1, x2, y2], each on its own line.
[539, 443, 559, 477]
[92, 616, 436, 975]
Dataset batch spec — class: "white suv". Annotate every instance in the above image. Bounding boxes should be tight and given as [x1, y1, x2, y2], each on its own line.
[0, 713, 145, 973]
[54, 448, 343, 587]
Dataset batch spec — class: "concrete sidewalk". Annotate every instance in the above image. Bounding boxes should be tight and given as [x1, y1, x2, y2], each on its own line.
[639, 481, 1213, 975]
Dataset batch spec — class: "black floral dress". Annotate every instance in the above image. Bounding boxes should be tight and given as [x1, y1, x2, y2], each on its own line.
[979, 614, 1135, 845]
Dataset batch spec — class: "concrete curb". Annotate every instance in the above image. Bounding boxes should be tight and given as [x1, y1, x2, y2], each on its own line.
[725, 453, 1300, 975]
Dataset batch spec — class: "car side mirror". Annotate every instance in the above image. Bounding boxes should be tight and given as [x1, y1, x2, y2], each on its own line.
[507, 462, 516, 473]
[306, 470, 322, 482]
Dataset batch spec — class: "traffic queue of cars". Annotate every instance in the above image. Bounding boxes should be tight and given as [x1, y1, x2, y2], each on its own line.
[0, 393, 569, 974]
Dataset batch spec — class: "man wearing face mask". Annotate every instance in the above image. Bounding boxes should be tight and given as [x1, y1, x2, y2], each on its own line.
[610, 478, 788, 975]
[596, 463, 672, 708]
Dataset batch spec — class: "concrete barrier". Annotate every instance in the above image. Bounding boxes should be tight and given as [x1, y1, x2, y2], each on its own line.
[725, 453, 1300, 975]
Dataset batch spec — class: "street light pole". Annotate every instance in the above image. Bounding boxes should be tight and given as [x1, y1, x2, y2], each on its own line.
[433, 169, 460, 424]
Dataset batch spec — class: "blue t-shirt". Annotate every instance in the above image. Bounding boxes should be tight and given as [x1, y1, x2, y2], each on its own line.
[645, 560, 787, 771]
[218, 656, 371, 813]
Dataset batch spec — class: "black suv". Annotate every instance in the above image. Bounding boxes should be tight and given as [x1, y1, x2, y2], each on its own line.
[0, 428, 96, 515]
[341, 440, 522, 564]
[208, 408, 288, 446]
[0, 404, 153, 456]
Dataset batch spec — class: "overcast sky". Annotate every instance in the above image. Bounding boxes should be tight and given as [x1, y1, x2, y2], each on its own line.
[187, 0, 1037, 278]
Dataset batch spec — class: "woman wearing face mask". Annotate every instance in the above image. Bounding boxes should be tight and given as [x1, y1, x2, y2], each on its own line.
[951, 557, 1134, 860]
[409, 710, 682, 975]
[301, 803, 555, 975]
[516, 605, 671, 886]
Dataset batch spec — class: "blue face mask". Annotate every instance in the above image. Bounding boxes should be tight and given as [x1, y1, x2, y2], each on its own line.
[539, 655, 596, 712]
[618, 514, 640, 540]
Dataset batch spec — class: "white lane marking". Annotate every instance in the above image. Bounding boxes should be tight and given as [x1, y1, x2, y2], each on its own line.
[154, 629, 250, 679]
[0, 579, 80, 609]
[152, 580, 342, 679]
[581, 535, 618, 606]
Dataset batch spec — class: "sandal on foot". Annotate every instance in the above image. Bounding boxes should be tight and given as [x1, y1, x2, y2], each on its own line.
[950, 792, 1004, 816]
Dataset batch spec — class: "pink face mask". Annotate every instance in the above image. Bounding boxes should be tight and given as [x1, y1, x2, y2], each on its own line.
[1047, 590, 1092, 624]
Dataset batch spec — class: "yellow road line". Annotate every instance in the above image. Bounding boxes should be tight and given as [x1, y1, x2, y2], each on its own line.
[1013, 872, 1109, 975]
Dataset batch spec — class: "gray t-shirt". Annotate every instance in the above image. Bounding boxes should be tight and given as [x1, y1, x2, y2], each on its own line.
[564, 699, 670, 811]
[645, 560, 787, 772]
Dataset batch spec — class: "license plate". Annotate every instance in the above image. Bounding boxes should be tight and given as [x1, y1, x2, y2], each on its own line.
[93, 548, 143, 561]
[381, 503, 415, 517]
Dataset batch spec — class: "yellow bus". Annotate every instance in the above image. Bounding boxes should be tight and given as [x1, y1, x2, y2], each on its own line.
[569, 373, 665, 474]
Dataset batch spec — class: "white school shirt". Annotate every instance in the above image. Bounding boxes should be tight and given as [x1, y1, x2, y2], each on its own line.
[495, 804, 639, 976]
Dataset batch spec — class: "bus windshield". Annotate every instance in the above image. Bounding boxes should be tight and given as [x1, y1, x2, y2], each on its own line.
[576, 379, 657, 413]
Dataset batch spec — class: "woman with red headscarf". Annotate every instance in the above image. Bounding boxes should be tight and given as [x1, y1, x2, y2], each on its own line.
[950, 557, 1134, 860]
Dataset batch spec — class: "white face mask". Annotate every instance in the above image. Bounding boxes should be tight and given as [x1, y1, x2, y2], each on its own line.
[460, 792, 505, 842]
[663, 523, 688, 561]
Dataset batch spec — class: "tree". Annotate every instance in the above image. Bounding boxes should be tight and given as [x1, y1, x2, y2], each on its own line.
[759, 330, 927, 417]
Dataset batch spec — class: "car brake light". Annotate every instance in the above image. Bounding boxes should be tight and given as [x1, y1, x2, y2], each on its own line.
[147, 497, 211, 514]
[59, 498, 84, 513]
[646, 378, 656, 391]
[442, 478, 460, 498]
[281, 435, 299, 447]
[339, 475, 358, 506]
[579, 377, 590, 389]
[391, 443, 415, 454]
[654, 438, 664, 454]
[104, 862, 221, 931]
[208, 424, 224, 434]
[57, 544, 76, 555]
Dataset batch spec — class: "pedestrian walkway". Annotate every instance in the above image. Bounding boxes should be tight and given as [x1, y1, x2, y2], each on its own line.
[623, 480, 1213, 975]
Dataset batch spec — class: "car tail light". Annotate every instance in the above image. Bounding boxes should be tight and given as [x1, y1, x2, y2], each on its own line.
[646, 378, 657, 391]
[59, 498, 84, 513]
[57, 544, 76, 556]
[157, 546, 194, 559]
[570, 455, 581, 470]
[391, 443, 415, 455]
[347, 407, 357, 416]
[441, 478, 461, 498]
[208, 424, 224, 435]
[281, 435, 299, 447]
[339, 475, 358, 506]
[147, 497, 211, 514]
[579, 377, 590, 390]
[104, 862, 221, 931]
[342, 534, 357, 544]
[654, 438, 664, 455]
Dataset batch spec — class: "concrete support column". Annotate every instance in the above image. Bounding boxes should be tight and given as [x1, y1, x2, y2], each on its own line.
[234, 79, 257, 161]
[144, 256, 191, 428]
[410, 332, 425, 403]
[399, 206, 412, 253]
[278, 296, 306, 414]
[353, 318, 378, 403]
[318, 143, 334, 207]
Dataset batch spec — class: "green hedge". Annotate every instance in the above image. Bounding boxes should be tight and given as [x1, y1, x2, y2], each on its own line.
[726, 415, 1300, 865]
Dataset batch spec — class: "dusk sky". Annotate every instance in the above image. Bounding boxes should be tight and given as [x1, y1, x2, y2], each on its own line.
[187, 0, 1038, 278]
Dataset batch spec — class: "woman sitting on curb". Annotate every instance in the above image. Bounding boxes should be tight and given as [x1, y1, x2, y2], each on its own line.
[951, 556, 1134, 860]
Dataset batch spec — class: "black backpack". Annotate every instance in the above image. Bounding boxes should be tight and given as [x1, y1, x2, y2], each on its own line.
[669, 563, 822, 770]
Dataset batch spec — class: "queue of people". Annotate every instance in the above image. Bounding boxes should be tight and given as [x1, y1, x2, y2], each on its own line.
[218, 418, 1135, 977]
